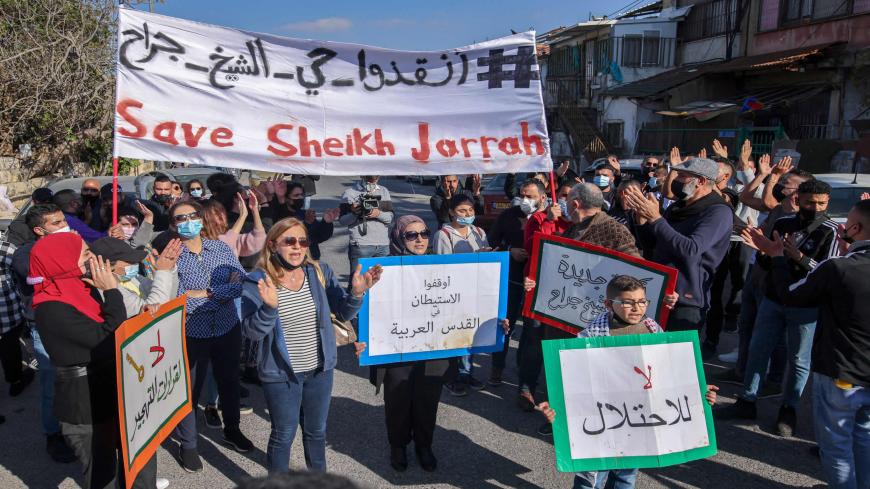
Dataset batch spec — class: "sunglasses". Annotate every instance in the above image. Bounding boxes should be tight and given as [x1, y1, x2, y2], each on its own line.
[172, 211, 200, 223]
[189, 187, 202, 191]
[81, 188, 99, 194]
[403, 230, 431, 241]
[277, 236, 309, 248]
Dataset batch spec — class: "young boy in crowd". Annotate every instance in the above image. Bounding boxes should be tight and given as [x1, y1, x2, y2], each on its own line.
[535, 275, 718, 489]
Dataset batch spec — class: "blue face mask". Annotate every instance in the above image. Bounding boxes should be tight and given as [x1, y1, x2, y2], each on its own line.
[456, 215, 476, 226]
[189, 189, 203, 198]
[593, 175, 610, 188]
[647, 176, 658, 189]
[119, 264, 139, 282]
[177, 219, 203, 239]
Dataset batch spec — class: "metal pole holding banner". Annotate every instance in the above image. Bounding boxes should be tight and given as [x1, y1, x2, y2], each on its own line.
[112, 157, 119, 225]
[549, 171, 557, 203]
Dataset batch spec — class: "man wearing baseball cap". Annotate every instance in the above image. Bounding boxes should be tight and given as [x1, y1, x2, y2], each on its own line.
[622, 157, 733, 332]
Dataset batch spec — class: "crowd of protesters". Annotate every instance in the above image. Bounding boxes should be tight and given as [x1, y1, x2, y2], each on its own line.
[0, 137, 868, 489]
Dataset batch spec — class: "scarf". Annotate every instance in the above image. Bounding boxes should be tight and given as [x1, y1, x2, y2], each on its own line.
[389, 214, 427, 256]
[30, 233, 104, 323]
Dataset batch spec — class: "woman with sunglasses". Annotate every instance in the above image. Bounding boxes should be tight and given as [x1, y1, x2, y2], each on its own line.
[368, 215, 458, 473]
[167, 201, 254, 472]
[241, 217, 382, 473]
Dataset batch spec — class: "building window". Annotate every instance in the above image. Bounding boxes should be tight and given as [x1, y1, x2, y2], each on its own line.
[682, 0, 740, 42]
[641, 31, 661, 66]
[605, 121, 624, 149]
[781, 0, 852, 24]
[622, 36, 642, 67]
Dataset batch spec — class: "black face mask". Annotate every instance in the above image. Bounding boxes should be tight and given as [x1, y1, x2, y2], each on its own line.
[289, 199, 305, 210]
[671, 180, 692, 201]
[798, 208, 817, 222]
[839, 224, 858, 245]
[81, 193, 98, 204]
[270, 251, 302, 270]
[153, 194, 172, 205]
[772, 183, 788, 202]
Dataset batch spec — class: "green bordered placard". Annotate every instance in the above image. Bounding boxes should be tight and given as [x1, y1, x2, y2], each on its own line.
[542, 330, 717, 472]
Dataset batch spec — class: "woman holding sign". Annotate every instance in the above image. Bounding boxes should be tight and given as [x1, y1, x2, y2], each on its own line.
[368, 214, 459, 473]
[241, 217, 382, 473]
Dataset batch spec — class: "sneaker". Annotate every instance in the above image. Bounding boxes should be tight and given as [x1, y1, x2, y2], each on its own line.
[389, 445, 407, 472]
[712, 368, 744, 386]
[487, 368, 503, 386]
[415, 445, 437, 472]
[223, 427, 254, 452]
[444, 381, 468, 397]
[465, 376, 485, 391]
[536, 422, 553, 436]
[46, 433, 77, 463]
[517, 389, 536, 412]
[178, 447, 203, 473]
[9, 368, 34, 397]
[204, 406, 222, 428]
[717, 349, 739, 363]
[156, 478, 170, 489]
[713, 398, 757, 420]
[238, 403, 253, 415]
[774, 405, 797, 437]
[757, 382, 783, 400]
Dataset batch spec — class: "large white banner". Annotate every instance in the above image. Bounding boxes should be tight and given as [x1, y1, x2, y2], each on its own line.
[114, 9, 551, 175]
[358, 253, 509, 365]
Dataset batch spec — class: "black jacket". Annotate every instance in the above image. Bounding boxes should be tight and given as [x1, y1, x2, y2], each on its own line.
[429, 185, 484, 228]
[758, 213, 840, 302]
[773, 241, 870, 387]
[34, 288, 127, 424]
[487, 206, 527, 284]
[270, 201, 334, 260]
[6, 213, 35, 247]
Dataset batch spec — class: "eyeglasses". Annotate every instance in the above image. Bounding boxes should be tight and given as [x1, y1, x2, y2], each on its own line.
[403, 230, 431, 241]
[172, 211, 200, 223]
[81, 188, 99, 194]
[611, 299, 651, 309]
[278, 237, 309, 248]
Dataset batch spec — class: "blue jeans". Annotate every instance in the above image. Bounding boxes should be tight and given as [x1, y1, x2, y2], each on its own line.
[742, 298, 817, 406]
[813, 373, 870, 489]
[31, 328, 62, 435]
[348, 244, 389, 278]
[458, 355, 475, 379]
[736, 278, 786, 381]
[261, 368, 334, 473]
[573, 469, 639, 489]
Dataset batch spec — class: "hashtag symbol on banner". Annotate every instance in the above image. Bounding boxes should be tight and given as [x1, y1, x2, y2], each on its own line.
[476, 46, 540, 89]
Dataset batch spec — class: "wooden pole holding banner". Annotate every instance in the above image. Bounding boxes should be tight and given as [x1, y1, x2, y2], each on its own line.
[112, 157, 119, 225]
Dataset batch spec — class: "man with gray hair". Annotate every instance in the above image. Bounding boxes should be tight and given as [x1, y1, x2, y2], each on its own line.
[623, 157, 732, 331]
[561, 183, 641, 257]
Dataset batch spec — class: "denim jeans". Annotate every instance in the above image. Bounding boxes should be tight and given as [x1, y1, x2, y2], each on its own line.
[573, 469, 639, 489]
[813, 373, 870, 489]
[741, 298, 817, 406]
[31, 327, 62, 435]
[348, 244, 389, 278]
[261, 368, 334, 473]
[735, 278, 786, 381]
[492, 282, 524, 371]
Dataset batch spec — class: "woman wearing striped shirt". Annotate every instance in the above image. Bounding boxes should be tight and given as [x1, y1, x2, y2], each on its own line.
[241, 217, 382, 473]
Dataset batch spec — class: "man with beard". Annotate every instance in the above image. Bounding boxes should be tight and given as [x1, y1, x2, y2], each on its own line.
[149, 175, 174, 231]
[622, 157, 732, 332]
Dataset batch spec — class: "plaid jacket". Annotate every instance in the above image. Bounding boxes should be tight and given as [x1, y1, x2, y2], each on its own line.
[0, 241, 23, 334]
[579, 311, 662, 337]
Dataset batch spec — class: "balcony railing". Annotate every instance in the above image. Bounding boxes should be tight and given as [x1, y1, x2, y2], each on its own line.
[545, 77, 586, 106]
[681, 0, 740, 42]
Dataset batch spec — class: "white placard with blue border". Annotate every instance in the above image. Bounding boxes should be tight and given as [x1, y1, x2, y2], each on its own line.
[358, 251, 509, 366]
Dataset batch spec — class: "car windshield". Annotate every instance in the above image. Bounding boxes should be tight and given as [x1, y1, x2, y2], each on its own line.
[827, 187, 870, 220]
[484, 174, 507, 191]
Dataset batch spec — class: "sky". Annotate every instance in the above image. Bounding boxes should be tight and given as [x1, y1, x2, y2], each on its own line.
[140, 0, 623, 50]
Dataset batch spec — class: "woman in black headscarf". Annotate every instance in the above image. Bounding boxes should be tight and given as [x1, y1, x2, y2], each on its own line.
[369, 214, 457, 473]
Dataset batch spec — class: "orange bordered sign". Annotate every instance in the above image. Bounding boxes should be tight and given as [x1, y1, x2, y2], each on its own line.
[115, 296, 191, 488]
[522, 232, 678, 334]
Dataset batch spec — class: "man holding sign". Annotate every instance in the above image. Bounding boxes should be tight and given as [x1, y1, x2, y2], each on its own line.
[537, 275, 718, 489]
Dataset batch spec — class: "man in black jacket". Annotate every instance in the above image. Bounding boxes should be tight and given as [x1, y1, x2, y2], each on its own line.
[716, 179, 840, 436]
[429, 175, 483, 228]
[767, 199, 870, 489]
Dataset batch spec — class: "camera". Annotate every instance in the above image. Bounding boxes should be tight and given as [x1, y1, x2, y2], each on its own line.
[356, 193, 382, 216]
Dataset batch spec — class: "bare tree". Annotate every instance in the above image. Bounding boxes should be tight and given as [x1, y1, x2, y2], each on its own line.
[0, 0, 116, 176]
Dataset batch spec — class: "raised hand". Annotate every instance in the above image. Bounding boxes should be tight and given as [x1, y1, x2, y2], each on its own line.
[235, 192, 249, 220]
[247, 190, 260, 212]
[274, 177, 288, 204]
[323, 208, 340, 224]
[471, 174, 482, 195]
[607, 155, 621, 174]
[108, 223, 125, 240]
[84, 255, 118, 291]
[669, 146, 683, 165]
[155, 238, 182, 271]
[771, 156, 793, 176]
[136, 200, 154, 224]
[740, 139, 753, 167]
[623, 186, 661, 222]
[712, 139, 728, 158]
[556, 160, 570, 177]
[351, 264, 383, 298]
[757, 153, 772, 175]
[257, 274, 278, 309]
[699, 148, 708, 159]
[861, 192, 870, 201]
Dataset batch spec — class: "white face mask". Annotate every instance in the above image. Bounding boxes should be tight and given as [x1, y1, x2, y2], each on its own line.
[51, 226, 71, 234]
[519, 197, 539, 215]
[736, 169, 755, 185]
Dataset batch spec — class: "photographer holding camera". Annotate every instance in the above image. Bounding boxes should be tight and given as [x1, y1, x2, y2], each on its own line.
[339, 176, 395, 273]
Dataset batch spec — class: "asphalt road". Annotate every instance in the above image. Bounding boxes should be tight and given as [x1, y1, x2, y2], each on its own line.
[0, 176, 827, 489]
